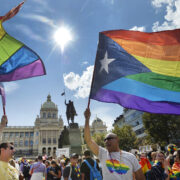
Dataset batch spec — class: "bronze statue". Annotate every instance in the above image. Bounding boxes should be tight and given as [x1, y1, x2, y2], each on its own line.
[65, 100, 77, 125]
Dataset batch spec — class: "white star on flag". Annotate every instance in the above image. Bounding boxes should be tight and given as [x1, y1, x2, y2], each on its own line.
[99, 51, 115, 73]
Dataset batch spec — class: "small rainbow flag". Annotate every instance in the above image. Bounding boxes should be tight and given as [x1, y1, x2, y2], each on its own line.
[90, 29, 180, 114]
[0, 1, 46, 82]
[139, 157, 151, 174]
[172, 162, 180, 180]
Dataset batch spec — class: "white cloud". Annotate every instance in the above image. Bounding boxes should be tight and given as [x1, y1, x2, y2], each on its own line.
[63, 65, 94, 98]
[152, 0, 174, 7]
[129, 26, 146, 32]
[82, 61, 89, 65]
[31, 0, 54, 13]
[63, 72, 80, 90]
[4, 82, 19, 94]
[151, 0, 180, 31]
[21, 14, 56, 28]
[15, 24, 45, 42]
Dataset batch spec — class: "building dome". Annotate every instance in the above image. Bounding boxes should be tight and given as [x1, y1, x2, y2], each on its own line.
[93, 117, 103, 123]
[92, 116, 104, 127]
[41, 94, 57, 110]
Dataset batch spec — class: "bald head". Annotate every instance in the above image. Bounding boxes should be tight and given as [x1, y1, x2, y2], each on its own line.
[105, 133, 117, 139]
[104, 133, 119, 152]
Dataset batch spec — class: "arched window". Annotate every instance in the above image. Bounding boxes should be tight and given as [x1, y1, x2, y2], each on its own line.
[53, 113, 56, 118]
[42, 147, 46, 154]
[48, 147, 51, 156]
[48, 113, 51, 118]
[43, 113, 46, 118]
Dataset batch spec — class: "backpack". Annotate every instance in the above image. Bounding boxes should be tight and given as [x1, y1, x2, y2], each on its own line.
[84, 160, 102, 180]
[23, 163, 31, 178]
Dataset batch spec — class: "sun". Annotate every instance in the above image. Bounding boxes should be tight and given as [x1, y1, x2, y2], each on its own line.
[54, 26, 73, 52]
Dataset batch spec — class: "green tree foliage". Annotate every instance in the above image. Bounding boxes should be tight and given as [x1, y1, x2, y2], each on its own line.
[112, 125, 137, 151]
[142, 113, 180, 145]
[92, 133, 106, 147]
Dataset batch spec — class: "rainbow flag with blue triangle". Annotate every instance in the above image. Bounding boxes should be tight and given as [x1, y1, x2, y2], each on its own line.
[90, 29, 180, 114]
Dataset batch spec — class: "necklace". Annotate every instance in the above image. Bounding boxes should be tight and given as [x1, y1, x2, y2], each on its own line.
[109, 150, 122, 167]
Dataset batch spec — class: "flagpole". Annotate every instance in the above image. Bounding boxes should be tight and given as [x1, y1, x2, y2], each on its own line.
[3, 106, 6, 115]
[87, 39, 99, 109]
[64, 88, 66, 101]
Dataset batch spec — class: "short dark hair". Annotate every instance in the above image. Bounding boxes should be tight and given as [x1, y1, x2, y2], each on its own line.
[0, 142, 13, 148]
[37, 155, 43, 160]
[51, 160, 57, 165]
[0, 142, 8, 149]
[0, 142, 13, 154]
[84, 150, 91, 157]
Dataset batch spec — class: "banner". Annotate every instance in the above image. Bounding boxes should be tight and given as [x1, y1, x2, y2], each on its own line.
[56, 148, 69, 158]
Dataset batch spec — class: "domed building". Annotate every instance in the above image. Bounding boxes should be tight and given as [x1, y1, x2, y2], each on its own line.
[1, 95, 64, 157]
[90, 116, 107, 135]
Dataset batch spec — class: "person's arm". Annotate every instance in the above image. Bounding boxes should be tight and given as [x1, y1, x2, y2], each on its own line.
[134, 168, 145, 180]
[163, 159, 170, 180]
[84, 108, 99, 156]
[81, 173, 85, 180]
[57, 169, 61, 178]
[2, 1, 24, 22]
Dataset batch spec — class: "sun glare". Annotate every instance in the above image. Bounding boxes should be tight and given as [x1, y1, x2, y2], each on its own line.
[54, 26, 73, 52]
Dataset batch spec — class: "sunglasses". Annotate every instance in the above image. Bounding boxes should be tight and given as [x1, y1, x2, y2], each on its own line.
[104, 137, 115, 142]
[9, 146, 14, 150]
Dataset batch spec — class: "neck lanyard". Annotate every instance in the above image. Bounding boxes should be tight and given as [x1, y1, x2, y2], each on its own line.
[70, 163, 80, 178]
[109, 150, 122, 167]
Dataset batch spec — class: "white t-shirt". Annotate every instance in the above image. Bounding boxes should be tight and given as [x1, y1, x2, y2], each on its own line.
[98, 146, 141, 180]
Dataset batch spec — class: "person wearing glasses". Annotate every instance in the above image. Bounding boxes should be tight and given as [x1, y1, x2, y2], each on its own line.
[0, 142, 19, 180]
[84, 108, 145, 180]
[145, 151, 169, 180]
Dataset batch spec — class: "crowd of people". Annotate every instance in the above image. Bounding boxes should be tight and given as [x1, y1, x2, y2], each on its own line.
[0, 142, 101, 180]
[0, 108, 179, 180]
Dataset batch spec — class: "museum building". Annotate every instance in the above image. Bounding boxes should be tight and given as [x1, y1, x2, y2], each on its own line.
[1, 95, 107, 157]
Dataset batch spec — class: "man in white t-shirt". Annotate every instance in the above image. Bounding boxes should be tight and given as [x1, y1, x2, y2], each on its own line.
[84, 108, 145, 180]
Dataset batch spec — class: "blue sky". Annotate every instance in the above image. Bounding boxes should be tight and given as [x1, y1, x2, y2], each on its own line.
[0, 0, 179, 130]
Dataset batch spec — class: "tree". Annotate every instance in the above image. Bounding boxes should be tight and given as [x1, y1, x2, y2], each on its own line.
[92, 132, 106, 147]
[142, 113, 180, 146]
[112, 125, 138, 151]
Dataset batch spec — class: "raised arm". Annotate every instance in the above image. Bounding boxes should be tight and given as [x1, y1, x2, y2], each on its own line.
[84, 108, 99, 156]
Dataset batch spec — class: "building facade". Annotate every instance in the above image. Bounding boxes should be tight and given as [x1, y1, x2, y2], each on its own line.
[1, 95, 107, 157]
[113, 108, 146, 138]
[1, 95, 64, 157]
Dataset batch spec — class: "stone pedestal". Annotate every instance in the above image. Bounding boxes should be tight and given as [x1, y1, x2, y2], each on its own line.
[58, 123, 82, 155]
[68, 123, 82, 154]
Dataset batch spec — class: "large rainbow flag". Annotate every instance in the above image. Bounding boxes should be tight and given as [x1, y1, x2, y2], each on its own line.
[0, 1, 46, 82]
[89, 29, 180, 114]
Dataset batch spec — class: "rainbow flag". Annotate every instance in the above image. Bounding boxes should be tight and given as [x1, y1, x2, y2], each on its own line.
[0, 2, 46, 82]
[90, 29, 180, 114]
[139, 157, 151, 174]
[172, 162, 180, 179]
